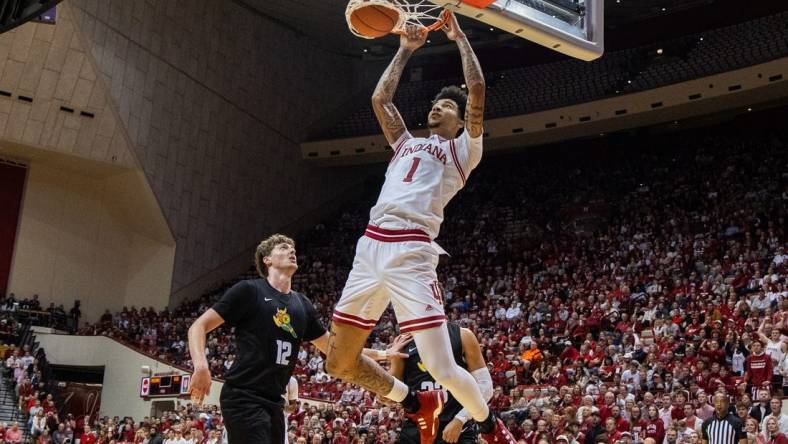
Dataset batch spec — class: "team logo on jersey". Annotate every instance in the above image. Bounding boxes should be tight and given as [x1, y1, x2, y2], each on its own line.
[400, 143, 447, 164]
[273, 308, 297, 338]
[417, 361, 427, 373]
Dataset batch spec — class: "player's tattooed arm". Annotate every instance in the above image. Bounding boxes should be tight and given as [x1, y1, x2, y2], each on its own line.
[459, 34, 486, 139]
[371, 48, 411, 144]
[372, 48, 411, 145]
[372, 24, 426, 145]
[444, 12, 485, 138]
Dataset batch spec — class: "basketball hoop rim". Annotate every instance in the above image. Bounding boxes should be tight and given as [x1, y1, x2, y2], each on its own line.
[346, 0, 450, 39]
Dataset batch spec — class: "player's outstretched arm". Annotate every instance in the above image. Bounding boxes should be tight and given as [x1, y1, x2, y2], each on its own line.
[443, 11, 485, 138]
[372, 24, 427, 145]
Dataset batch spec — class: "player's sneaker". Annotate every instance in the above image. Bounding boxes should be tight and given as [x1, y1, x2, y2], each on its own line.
[480, 418, 518, 444]
[404, 390, 445, 444]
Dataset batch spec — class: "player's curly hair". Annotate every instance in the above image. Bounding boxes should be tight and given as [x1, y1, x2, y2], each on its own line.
[255, 234, 295, 277]
[433, 85, 468, 120]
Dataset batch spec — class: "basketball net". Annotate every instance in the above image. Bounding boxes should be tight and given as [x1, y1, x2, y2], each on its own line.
[346, 0, 450, 39]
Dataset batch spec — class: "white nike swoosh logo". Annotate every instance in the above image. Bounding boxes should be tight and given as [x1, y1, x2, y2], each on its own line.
[265, 298, 273, 301]
[408, 347, 417, 353]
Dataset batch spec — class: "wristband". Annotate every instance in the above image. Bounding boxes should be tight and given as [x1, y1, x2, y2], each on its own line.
[454, 412, 470, 424]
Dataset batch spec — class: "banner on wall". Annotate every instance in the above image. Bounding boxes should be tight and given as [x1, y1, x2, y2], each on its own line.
[0, 161, 27, 295]
[54, 381, 102, 422]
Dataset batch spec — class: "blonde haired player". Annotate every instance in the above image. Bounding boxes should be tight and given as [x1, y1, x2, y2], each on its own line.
[325, 12, 515, 444]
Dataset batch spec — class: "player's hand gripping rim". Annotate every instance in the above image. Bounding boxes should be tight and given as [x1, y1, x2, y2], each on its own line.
[399, 23, 428, 50]
[441, 10, 465, 41]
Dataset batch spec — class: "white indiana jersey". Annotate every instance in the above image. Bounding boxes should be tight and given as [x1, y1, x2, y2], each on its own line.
[370, 129, 483, 239]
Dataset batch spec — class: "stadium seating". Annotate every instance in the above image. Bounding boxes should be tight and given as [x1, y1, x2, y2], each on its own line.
[323, 12, 788, 139]
[3, 123, 781, 443]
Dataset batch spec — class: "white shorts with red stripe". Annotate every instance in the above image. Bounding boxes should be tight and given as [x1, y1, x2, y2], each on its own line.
[332, 225, 446, 333]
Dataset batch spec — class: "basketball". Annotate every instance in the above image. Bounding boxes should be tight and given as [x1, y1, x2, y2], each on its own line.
[349, 4, 400, 38]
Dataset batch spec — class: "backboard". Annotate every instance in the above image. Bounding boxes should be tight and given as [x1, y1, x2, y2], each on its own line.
[434, 0, 604, 61]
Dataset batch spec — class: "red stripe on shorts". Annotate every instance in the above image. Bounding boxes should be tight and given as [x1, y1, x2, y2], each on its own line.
[400, 320, 446, 333]
[364, 231, 430, 243]
[332, 315, 376, 330]
[332, 310, 377, 330]
[399, 315, 446, 327]
[365, 225, 429, 236]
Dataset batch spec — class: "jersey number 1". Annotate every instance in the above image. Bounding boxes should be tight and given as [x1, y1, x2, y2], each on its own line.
[276, 340, 292, 365]
[403, 158, 421, 183]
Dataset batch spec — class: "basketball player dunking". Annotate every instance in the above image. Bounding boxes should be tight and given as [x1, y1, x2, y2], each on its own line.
[325, 12, 516, 444]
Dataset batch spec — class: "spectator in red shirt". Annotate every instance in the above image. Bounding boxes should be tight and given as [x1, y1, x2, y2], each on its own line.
[644, 405, 666, 444]
[765, 416, 788, 444]
[611, 405, 631, 432]
[700, 339, 727, 365]
[42, 394, 56, 414]
[599, 391, 617, 423]
[492, 351, 511, 383]
[560, 342, 580, 364]
[670, 391, 687, 421]
[604, 417, 623, 443]
[490, 386, 511, 413]
[745, 341, 774, 397]
[615, 313, 632, 334]
[121, 422, 135, 441]
[685, 315, 704, 338]
[79, 425, 97, 444]
[629, 405, 648, 441]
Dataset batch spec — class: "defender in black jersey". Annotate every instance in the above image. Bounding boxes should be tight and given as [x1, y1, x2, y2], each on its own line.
[390, 322, 492, 444]
[188, 234, 395, 444]
[187, 235, 327, 444]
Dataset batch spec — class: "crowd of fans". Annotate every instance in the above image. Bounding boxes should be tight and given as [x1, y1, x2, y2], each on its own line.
[7, 125, 787, 444]
[1, 317, 50, 444]
[0, 294, 80, 332]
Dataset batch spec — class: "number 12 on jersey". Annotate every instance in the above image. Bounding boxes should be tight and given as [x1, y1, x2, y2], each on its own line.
[276, 340, 292, 365]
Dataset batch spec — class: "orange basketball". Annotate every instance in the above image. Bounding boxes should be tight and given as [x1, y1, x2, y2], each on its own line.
[350, 5, 400, 38]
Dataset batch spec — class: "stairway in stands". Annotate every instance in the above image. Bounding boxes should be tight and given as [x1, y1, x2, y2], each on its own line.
[0, 375, 28, 440]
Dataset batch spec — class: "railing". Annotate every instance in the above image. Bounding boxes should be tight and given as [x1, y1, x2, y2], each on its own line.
[2, 323, 31, 440]
[16, 323, 33, 349]
[0, 308, 77, 333]
[10, 322, 70, 429]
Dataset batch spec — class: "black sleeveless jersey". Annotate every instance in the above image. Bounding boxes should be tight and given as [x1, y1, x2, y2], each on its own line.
[403, 322, 467, 423]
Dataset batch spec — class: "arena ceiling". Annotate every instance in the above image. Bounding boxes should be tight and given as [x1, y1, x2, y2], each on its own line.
[232, 0, 745, 57]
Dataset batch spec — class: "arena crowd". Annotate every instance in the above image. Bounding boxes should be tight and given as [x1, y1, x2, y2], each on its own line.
[4, 126, 787, 443]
